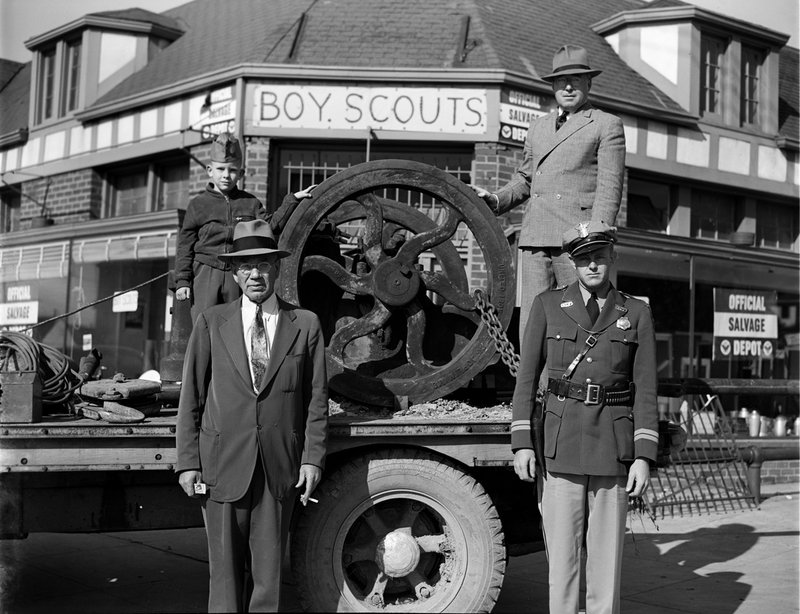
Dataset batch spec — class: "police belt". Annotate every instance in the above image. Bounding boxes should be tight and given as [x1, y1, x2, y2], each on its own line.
[547, 379, 634, 406]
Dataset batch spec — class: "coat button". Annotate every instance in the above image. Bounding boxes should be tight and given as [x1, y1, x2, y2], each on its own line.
[257, 425, 262, 430]
[556, 334, 561, 339]
[586, 378, 592, 383]
[586, 357, 593, 363]
[536, 171, 542, 175]
[556, 194, 562, 199]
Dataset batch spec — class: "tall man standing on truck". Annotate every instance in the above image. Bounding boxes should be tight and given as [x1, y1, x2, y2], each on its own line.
[471, 44, 626, 338]
[511, 221, 658, 614]
[176, 219, 328, 612]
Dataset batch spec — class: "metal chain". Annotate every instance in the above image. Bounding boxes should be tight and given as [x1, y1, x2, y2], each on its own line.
[473, 288, 520, 377]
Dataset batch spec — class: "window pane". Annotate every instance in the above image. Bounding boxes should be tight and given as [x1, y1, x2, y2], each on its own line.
[740, 47, 761, 126]
[62, 39, 82, 114]
[111, 170, 149, 216]
[691, 189, 736, 240]
[39, 48, 56, 121]
[700, 36, 724, 116]
[627, 178, 671, 231]
[757, 200, 798, 250]
[158, 163, 189, 211]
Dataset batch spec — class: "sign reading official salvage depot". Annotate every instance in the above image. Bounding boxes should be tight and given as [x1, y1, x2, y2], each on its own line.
[252, 85, 487, 134]
[713, 288, 778, 360]
[498, 88, 554, 146]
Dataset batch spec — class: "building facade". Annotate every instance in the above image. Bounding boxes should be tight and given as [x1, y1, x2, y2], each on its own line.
[1, 0, 797, 416]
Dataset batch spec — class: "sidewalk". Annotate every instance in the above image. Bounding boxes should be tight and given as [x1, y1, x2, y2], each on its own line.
[1, 483, 797, 613]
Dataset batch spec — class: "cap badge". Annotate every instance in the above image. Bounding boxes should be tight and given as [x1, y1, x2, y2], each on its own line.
[577, 222, 590, 238]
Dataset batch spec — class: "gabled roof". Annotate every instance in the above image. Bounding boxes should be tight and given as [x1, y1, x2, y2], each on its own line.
[0, 61, 30, 147]
[89, 0, 687, 119]
[778, 46, 799, 147]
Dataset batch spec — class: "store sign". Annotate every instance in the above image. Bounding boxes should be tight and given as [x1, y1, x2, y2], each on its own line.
[197, 86, 236, 138]
[252, 85, 487, 134]
[0, 284, 39, 326]
[713, 288, 778, 360]
[112, 290, 139, 313]
[498, 88, 554, 146]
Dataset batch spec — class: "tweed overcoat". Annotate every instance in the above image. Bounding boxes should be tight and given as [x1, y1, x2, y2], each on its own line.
[511, 282, 659, 476]
[176, 296, 328, 502]
[495, 104, 625, 248]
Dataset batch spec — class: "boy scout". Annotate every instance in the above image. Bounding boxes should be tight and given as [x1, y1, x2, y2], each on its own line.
[511, 221, 659, 614]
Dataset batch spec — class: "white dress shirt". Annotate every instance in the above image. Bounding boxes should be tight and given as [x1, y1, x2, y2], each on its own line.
[241, 293, 279, 390]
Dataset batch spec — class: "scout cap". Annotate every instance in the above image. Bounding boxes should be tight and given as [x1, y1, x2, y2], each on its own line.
[218, 219, 290, 260]
[562, 221, 617, 256]
[210, 132, 242, 163]
[542, 45, 603, 81]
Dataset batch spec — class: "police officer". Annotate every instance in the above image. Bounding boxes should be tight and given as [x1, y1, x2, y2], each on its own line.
[511, 221, 659, 614]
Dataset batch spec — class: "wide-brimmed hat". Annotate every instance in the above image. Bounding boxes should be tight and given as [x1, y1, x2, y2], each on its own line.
[542, 45, 602, 81]
[209, 132, 242, 163]
[218, 219, 290, 260]
[562, 221, 617, 256]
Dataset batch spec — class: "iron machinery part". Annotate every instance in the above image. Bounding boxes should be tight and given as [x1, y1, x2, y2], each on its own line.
[291, 450, 506, 612]
[278, 159, 514, 407]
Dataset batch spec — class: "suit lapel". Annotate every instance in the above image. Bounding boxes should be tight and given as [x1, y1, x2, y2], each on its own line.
[539, 106, 594, 162]
[219, 298, 252, 389]
[259, 300, 300, 392]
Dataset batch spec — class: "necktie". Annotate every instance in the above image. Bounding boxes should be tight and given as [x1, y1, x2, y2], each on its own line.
[556, 111, 569, 130]
[586, 292, 599, 325]
[251, 303, 268, 388]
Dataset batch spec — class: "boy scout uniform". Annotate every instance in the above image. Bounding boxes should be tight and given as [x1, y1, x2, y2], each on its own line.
[511, 221, 659, 614]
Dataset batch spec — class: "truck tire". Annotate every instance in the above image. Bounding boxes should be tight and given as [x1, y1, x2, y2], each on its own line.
[291, 449, 506, 612]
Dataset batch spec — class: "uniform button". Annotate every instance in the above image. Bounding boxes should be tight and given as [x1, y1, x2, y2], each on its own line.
[586, 357, 593, 363]
[556, 334, 561, 339]
[536, 171, 542, 175]
[556, 194, 562, 199]
[586, 378, 592, 383]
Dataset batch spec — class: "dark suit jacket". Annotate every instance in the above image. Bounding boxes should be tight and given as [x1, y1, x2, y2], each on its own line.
[511, 282, 658, 476]
[176, 296, 328, 502]
[495, 104, 625, 248]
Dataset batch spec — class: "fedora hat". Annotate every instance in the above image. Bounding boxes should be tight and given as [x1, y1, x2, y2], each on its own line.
[542, 45, 602, 81]
[218, 219, 290, 260]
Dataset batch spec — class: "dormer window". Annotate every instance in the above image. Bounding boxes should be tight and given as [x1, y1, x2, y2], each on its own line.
[700, 34, 726, 118]
[62, 38, 82, 115]
[34, 37, 83, 124]
[37, 47, 57, 122]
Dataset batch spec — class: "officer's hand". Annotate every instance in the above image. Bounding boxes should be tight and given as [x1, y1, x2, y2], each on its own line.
[179, 470, 203, 497]
[513, 449, 537, 482]
[176, 287, 191, 301]
[296, 463, 322, 506]
[626, 458, 651, 497]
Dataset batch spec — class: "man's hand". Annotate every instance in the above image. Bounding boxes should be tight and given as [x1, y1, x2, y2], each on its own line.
[179, 470, 203, 497]
[294, 184, 317, 200]
[513, 449, 537, 482]
[468, 184, 499, 211]
[176, 287, 191, 301]
[625, 458, 651, 497]
[296, 463, 322, 506]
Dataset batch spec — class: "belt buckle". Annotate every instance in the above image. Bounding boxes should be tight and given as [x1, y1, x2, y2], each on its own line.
[585, 383, 602, 405]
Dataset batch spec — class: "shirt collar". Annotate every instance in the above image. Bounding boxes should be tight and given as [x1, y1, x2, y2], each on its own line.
[242, 293, 278, 318]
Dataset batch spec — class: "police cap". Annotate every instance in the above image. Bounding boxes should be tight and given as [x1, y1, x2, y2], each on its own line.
[562, 221, 617, 256]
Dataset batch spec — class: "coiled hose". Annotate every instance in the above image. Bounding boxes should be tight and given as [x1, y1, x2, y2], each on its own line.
[0, 330, 83, 409]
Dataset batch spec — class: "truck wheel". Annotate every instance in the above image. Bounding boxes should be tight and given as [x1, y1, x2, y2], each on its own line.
[291, 450, 506, 612]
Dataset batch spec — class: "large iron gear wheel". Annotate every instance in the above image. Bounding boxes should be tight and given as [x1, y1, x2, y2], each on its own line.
[278, 159, 514, 407]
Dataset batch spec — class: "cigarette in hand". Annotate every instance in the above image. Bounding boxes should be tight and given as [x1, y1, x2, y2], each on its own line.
[308, 497, 319, 504]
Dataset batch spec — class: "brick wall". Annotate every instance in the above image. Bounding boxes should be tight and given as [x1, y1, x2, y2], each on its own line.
[18, 168, 102, 229]
[761, 459, 800, 484]
[244, 136, 271, 207]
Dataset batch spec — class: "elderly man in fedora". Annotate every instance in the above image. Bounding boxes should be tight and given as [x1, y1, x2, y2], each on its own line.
[176, 219, 328, 612]
[471, 44, 625, 339]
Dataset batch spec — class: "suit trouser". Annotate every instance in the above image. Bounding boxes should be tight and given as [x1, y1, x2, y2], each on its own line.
[190, 261, 241, 324]
[541, 471, 628, 614]
[202, 461, 294, 613]
[517, 247, 576, 340]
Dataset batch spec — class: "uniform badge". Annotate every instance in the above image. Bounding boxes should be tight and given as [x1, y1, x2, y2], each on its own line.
[614, 304, 626, 312]
[561, 301, 573, 308]
[616, 316, 631, 330]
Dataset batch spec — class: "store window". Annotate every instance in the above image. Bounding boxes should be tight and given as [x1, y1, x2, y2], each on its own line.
[691, 189, 738, 241]
[104, 156, 189, 217]
[1, 189, 22, 233]
[757, 200, 799, 251]
[700, 34, 726, 119]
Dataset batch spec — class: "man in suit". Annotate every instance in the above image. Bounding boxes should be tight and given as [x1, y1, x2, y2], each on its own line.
[176, 219, 328, 613]
[510, 221, 658, 614]
[472, 44, 626, 338]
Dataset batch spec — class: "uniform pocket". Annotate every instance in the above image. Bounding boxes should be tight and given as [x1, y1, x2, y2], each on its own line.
[610, 406, 634, 462]
[609, 328, 638, 374]
[198, 428, 220, 486]
[546, 323, 578, 374]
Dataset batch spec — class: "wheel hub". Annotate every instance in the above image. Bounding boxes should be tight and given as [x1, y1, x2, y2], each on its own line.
[372, 260, 420, 307]
[375, 529, 421, 577]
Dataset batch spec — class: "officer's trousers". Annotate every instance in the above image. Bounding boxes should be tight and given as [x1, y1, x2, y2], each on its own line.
[541, 471, 628, 614]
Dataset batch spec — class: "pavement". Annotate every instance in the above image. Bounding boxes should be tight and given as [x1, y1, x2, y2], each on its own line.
[1, 482, 797, 613]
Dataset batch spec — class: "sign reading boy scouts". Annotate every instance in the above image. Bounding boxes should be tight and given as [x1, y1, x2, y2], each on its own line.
[713, 288, 778, 360]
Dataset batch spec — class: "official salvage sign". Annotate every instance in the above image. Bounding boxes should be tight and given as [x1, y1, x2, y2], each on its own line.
[713, 288, 778, 360]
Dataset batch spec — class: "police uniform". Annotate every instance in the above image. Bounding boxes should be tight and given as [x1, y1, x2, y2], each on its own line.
[511, 221, 658, 614]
